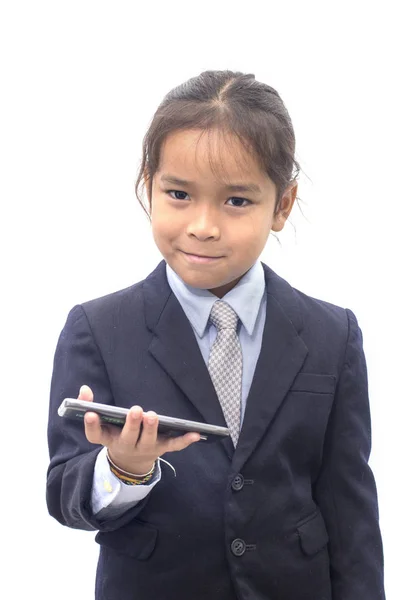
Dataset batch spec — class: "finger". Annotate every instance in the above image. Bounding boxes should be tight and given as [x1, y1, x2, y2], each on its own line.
[160, 431, 201, 454]
[136, 411, 159, 450]
[84, 411, 115, 446]
[78, 385, 94, 402]
[119, 406, 144, 446]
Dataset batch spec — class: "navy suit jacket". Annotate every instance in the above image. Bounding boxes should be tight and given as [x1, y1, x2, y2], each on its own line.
[46, 260, 385, 600]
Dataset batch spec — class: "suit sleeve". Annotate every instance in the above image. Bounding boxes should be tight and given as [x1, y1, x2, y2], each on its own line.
[46, 304, 153, 532]
[313, 309, 385, 599]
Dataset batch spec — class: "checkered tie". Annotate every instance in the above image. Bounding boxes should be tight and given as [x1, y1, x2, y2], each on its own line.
[208, 300, 243, 447]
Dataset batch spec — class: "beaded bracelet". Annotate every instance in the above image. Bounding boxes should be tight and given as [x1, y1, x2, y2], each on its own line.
[106, 452, 156, 486]
[109, 466, 154, 485]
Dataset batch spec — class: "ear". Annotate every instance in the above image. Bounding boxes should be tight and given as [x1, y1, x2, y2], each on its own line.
[144, 166, 151, 196]
[272, 181, 298, 232]
[144, 166, 153, 215]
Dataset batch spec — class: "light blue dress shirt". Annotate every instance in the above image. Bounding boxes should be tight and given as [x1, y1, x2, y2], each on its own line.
[91, 261, 267, 517]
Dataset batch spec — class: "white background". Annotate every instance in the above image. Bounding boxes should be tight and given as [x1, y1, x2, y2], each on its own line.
[1, 1, 398, 598]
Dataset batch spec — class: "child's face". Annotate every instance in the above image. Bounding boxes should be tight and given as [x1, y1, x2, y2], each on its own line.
[148, 128, 297, 298]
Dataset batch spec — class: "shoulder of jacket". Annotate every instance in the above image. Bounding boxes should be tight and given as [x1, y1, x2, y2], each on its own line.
[76, 279, 146, 323]
[290, 285, 352, 336]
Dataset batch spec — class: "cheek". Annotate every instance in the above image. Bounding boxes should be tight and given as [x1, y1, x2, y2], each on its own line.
[151, 209, 180, 246]
[234, 214, 271, 247]
[151, 202, 169, 231]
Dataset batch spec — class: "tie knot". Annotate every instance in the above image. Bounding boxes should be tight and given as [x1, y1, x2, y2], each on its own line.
[209, 301, 239, 331]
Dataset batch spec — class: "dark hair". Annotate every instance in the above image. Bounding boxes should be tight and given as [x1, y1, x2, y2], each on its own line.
[135, 70, 301, 218]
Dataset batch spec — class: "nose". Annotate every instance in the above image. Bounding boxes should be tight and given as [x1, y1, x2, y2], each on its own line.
[186, 205, 220, 241]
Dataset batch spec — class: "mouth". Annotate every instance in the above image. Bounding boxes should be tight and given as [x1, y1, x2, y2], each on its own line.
[180, 251, 224, 264]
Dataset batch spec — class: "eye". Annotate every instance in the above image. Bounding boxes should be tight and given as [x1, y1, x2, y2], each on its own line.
[167, 190, 189, 201]
[166, 190, 252, 207]
[226, 197, 252, 208]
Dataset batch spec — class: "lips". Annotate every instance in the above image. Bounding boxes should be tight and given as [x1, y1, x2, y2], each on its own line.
[181, 251, 223, 259]
[180, 250, 224, 264]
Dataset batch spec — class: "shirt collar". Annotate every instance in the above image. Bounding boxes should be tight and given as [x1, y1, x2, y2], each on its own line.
[166, 261, 266, 338]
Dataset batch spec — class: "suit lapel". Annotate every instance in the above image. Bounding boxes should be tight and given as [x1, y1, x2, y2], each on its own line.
[232, 264, 308, 471]
[143, 261, 234, 458]
[142, 260, 308, 465]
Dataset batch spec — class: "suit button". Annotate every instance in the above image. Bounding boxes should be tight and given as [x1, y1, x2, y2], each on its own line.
[231, 538, 246, 556]
[231, 474, 244, 491]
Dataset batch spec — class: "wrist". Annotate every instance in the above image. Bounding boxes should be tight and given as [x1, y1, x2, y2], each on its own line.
[107, 451, 156, 479]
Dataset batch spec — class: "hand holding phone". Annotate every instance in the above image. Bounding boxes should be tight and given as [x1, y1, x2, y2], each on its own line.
[67, 386, 223, 475]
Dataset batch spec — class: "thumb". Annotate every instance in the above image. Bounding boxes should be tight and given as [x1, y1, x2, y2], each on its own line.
[78, 384, 94, 402]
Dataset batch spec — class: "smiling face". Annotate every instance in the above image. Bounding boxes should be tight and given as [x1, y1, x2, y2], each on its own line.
[148, 128, 297, 298]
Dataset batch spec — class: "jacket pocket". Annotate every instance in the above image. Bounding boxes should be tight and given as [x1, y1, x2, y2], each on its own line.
[297, 510, 329, 556]
[291, 373, 336, 395]
[95, 519, 158, 560]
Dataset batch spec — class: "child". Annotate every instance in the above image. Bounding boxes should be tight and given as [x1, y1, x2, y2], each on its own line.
[46, 69, 385, 600]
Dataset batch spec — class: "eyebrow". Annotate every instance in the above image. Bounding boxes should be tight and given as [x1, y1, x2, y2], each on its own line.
[159, 174, 262, 194]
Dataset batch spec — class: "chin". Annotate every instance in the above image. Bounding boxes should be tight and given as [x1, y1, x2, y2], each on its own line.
[174, 268, 215, 288]
[182, 273, 218, 289]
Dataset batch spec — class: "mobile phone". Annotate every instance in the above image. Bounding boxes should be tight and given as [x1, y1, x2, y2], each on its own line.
[57, 398, 230, 443]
